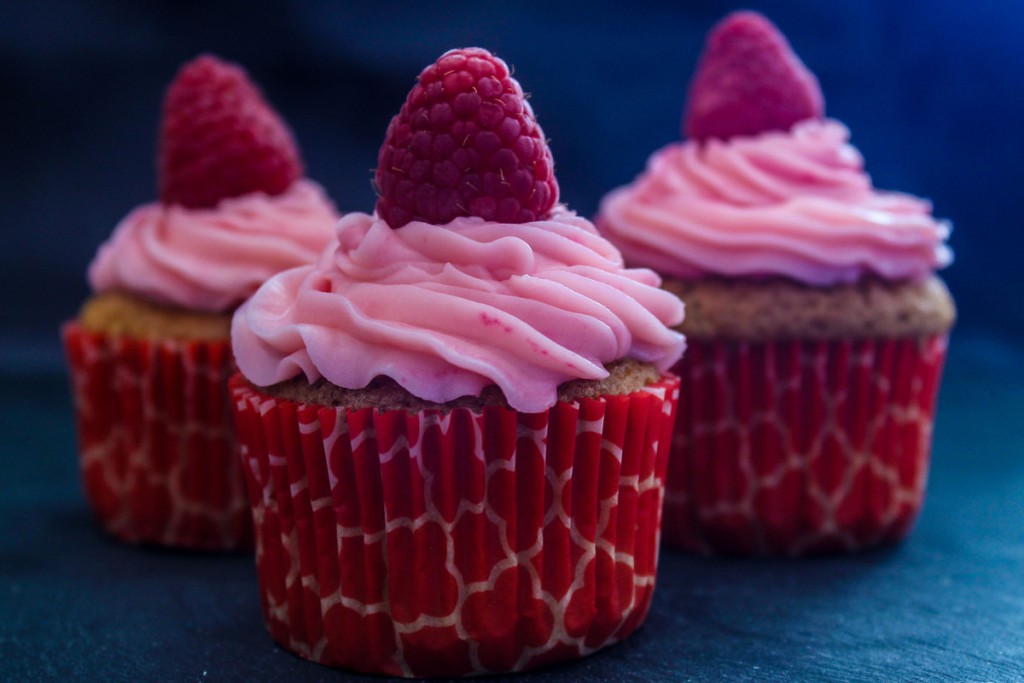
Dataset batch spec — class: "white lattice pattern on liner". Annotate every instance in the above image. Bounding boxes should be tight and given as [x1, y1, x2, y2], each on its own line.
[234, 377, 678, 677]
[64, 325, 250, 550]
[663, 336, 947, 556]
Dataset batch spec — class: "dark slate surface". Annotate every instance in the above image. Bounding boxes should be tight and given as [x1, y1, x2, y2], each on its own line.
[3, 335, 1023, 682]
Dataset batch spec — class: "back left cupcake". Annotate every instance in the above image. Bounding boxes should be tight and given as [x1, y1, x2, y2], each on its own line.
[62, 54, 339, 550]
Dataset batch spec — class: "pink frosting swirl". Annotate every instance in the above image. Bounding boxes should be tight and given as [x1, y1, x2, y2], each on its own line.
[598, 120, 952, 285]
[232, 211, 685, 413]
[88, 179, 339, 312]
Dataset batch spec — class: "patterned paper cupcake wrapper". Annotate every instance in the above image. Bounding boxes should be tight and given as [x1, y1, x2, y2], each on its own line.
[62, 322, 252, 550]
[663, 334, 949, 556]
[229, 373, 679, 678]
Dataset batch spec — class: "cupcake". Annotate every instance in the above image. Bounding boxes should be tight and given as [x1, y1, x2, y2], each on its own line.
[229, 48, 685, 676]
[62, 55, 339, 550]
[597, 12, 955, 556]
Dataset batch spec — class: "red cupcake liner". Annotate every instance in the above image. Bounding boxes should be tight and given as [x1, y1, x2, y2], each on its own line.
[663, 334, 949, 556]
[229, 373, 679, 678]
[62, 322, 252, 550]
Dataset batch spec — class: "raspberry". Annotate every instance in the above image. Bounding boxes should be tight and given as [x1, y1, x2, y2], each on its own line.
[683, 11, 824, 142]
[158, 54, 303, 209]
[375, 47, 559, 228]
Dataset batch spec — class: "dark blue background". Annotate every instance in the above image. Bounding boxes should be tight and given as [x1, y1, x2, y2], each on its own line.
[3, 2, 1024, 681]
[2, 0, 1023, 374]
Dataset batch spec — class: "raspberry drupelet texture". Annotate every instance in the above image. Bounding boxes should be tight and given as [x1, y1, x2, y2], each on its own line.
[158, 54, 303, 209]
[683, 11, 824, 142]
[375, 47, 559, 228]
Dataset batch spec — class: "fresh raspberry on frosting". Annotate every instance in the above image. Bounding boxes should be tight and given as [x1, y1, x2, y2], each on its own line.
[683, 11, 824, 142]
[158, 54, 303, 209]
[375, 47, 559, 228]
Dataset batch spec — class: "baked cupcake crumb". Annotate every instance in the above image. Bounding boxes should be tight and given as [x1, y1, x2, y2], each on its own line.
[79, 291, 231, 341]
[260, 358, 662, 413]
[666, 274, 955, 341]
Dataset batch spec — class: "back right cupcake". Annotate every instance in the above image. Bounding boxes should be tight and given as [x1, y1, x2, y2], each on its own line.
[597, 11, 955, 556]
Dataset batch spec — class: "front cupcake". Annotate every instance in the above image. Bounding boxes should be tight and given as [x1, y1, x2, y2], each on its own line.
[230, 48, 685, 677]
[597, 12, 954, 555]
[62, 55, 339, 550]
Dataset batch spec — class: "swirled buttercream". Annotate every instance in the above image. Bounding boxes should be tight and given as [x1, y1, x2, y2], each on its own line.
[88, 179, 339, 312]
[598, 120, 952, 285]
[231, 211, 685, 413]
